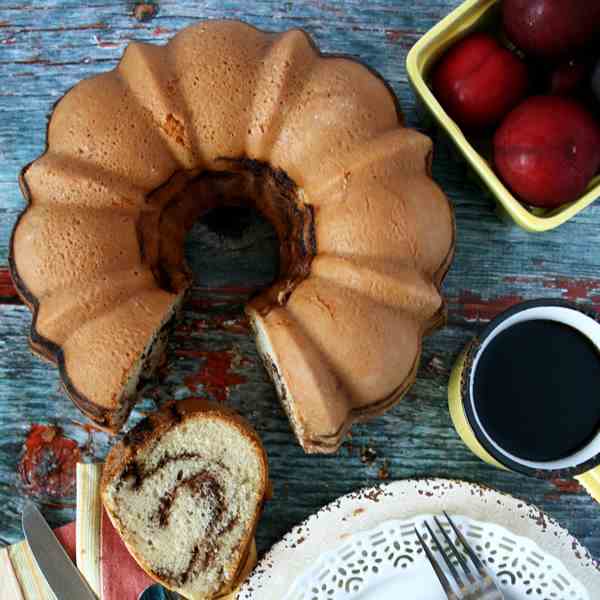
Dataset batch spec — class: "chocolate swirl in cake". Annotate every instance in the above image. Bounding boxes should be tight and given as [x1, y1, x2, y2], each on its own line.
[155, 470, 223, 529]
[117, 451, 231, 490]
[101, 401, 268, 599]
[153, 469, 241, 586]
[115, 451, 238, 586]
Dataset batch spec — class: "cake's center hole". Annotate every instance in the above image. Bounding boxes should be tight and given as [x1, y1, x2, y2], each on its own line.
[185, 206, 279, 289]
[140, 158, 316, 307]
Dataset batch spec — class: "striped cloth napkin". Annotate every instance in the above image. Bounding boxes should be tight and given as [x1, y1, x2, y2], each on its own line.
[0, 463, 250, 599]
[0, 463, 154, 599]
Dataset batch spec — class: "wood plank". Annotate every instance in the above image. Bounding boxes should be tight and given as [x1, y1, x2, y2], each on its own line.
[1, 0, 600, 567]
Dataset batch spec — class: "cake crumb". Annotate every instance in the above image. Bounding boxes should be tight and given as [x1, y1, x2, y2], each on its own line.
[360, 445, 377, 464]
[426, 355, 448, 376]
[378, 459, 390, 480]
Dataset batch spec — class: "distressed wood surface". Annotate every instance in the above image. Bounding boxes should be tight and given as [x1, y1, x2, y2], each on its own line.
[2, 0, 600, 566]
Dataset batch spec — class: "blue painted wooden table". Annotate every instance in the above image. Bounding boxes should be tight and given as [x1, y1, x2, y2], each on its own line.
[1, 0, 600, 566]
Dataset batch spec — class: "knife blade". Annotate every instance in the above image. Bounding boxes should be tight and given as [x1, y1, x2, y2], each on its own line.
[21, 499, 97, 600]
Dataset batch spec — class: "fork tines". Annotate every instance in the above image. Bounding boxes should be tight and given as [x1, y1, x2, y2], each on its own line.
[414, 512, 504, 600]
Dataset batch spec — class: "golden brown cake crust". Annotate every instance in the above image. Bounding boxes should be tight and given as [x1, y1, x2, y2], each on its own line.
[10, 19, 455, 448]
[9, 203, 120, 429]
[101, 398, 270, 598]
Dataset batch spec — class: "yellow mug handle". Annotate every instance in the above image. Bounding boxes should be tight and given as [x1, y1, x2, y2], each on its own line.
[575, 466, 600, 503]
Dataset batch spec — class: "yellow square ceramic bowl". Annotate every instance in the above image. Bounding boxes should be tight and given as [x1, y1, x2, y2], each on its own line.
[406, 0, 600, 232]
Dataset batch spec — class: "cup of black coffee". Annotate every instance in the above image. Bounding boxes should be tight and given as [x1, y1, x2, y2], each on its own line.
[448, 299, 600, 500]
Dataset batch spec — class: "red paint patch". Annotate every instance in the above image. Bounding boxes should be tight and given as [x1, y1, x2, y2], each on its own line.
[184, 287, 256, 312]
[153, 26, 170, 36]
[452, 290, 525, 322]
[18, 424, 81, 498]
[178, 349, 246, 402]
[547, 277, 600, 303]
[385, 29, 403, 43]
[503, 275, 600, 309]
[0, 267, 19, 303]
[550, 478, 583, 494]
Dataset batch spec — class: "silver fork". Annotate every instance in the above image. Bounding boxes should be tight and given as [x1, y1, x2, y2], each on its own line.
[414, 511, 504, 600]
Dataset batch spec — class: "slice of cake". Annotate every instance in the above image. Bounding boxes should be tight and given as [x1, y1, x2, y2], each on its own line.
[101, 399, 269, 599]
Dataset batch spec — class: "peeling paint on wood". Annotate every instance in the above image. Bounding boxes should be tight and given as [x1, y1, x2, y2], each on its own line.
[449, 290, 526, 323]
[0, 267, 19, 304]
[1, 0, 600, 563]
[178, 349, 247, 402]
[504, 275, 600, 306]
[18, 424, 81, 501]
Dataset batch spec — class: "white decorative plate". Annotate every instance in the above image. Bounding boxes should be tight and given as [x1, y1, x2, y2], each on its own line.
[283, 515, 589, 600]
[238, 479, 600, 599]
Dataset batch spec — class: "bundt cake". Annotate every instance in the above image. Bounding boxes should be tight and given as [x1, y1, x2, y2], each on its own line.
[9, 20, 454, 453]
[101, 398, 269, 599]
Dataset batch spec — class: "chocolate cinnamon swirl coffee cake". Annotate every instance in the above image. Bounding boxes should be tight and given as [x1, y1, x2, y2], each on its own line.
[10, 19, 454, 454]
[101, 399, 269, 599]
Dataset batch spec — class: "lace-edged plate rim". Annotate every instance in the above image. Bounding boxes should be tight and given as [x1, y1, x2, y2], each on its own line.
[238, 478, 600, 599]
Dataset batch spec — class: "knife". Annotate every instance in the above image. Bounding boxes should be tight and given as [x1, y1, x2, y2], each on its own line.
[21, 499, 97, 600]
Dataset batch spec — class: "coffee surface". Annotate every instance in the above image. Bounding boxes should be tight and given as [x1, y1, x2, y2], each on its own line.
[473, 319, 600, 462]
